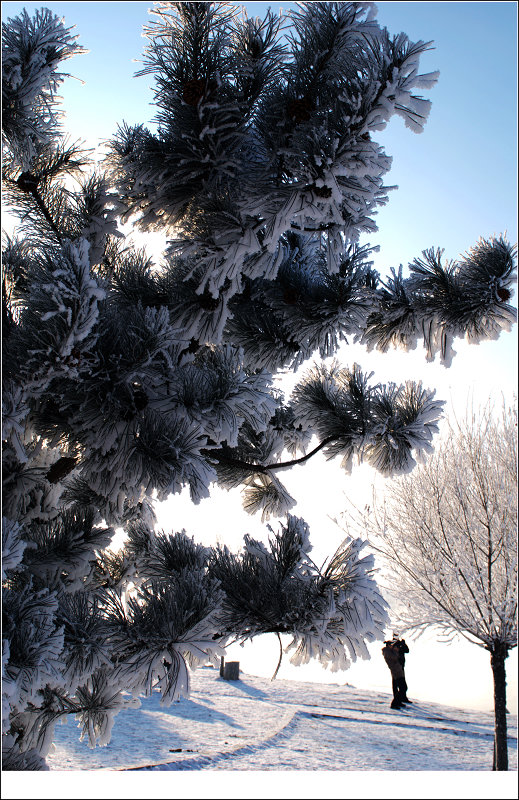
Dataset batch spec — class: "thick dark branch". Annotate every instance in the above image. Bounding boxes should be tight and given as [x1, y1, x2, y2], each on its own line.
[29, 188, 63, 243]
[208, 434, 337, 475]
[290, 222, 336, 233]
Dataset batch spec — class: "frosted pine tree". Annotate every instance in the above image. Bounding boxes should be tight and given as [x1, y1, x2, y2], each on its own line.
[2, 2, 516, 769]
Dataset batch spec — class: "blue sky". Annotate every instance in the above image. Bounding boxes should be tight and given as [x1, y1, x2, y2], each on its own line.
[2, 1, 517, 713]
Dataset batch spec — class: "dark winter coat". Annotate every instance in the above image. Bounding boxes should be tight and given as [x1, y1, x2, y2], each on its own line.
[397, 639, 409, 668]
[382, 642, 405, 679]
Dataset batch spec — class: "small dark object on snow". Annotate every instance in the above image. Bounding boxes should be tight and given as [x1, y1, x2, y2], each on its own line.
[222, 661, 240, 680]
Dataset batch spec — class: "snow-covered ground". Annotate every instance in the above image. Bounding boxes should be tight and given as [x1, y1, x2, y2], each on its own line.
[44, 665, 517, 774]
[5, 665, 517, 799]
[35, 665, 516, 797]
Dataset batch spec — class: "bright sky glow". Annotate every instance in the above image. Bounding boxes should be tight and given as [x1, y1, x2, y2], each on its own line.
[2, 0, 517, 715]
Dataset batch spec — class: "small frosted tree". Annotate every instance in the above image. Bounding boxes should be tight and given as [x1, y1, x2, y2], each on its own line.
[360, 403, 517, 771]
[1, 2, 517, 769]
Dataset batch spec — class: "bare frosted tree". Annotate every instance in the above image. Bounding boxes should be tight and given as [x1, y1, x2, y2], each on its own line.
[360, 402, 517, 771]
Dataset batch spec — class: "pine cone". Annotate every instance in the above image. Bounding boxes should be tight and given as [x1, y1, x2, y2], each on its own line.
[16, 171, 39, 193]
[132, 387, 148, 411]
[182, 78, 217, 106]
[287, 98, 313, 123]
[183, 78, 206, 106]
[46, 456, 78, 483]
[497, 287, 511, 302]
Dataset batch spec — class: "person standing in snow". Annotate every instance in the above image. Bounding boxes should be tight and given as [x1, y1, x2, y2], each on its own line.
[382, 636, 412, 709]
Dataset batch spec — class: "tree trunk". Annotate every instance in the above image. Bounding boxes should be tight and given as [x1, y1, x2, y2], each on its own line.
[490, 642, 509, 771]
[223, 661, 240, 680]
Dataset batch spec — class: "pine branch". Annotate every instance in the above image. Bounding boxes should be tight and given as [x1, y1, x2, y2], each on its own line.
[6, 171, 63, 242]
[207, 434, 337, 475]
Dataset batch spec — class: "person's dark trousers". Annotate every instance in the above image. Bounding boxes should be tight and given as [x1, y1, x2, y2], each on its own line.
[397, 676, 412, 703]
[391, 677, 409, 708]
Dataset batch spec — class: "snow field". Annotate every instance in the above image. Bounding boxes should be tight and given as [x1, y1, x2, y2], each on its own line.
[46, 667, 517, 772]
